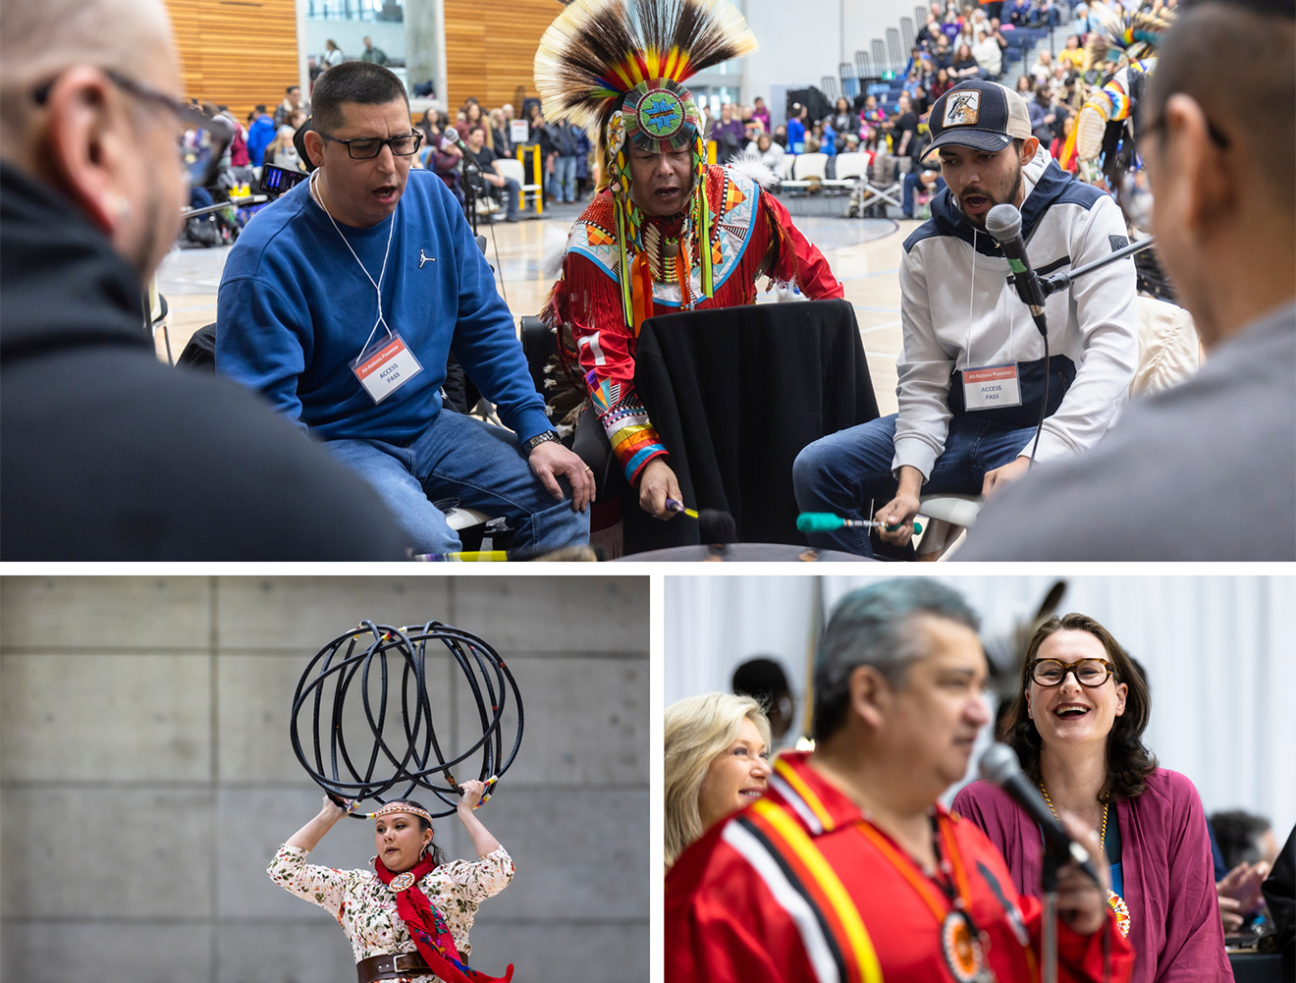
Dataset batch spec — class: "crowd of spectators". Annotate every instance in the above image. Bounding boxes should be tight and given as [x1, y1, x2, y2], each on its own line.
[733, 0, 1185, 214]
[193, 0, 1182, 227]
[194, 88, 602, 225]
[412, 99, 598, 218]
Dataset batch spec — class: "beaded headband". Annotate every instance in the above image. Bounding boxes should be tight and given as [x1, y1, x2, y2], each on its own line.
[369, 802, 433, 825]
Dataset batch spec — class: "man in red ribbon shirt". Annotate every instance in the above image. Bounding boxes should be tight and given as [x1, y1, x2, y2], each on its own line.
[666, 578, 1134, 983]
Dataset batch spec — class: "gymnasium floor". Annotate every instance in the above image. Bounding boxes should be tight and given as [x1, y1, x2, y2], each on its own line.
[155, 205, 920, 417]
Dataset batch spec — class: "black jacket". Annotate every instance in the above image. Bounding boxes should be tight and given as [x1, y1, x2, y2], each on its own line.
[0, 163, 409, 559]
[1263, 824, 1295, 982]
[547, 121, 580, 158]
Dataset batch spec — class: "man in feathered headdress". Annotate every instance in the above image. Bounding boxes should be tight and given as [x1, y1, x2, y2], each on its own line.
[536, 0, 844, 529]
[1060, 6, 1175, 187]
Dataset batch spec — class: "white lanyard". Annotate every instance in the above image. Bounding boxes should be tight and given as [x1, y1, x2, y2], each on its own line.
[311, 169, 397, 357]
[962, 226, 1024, 411]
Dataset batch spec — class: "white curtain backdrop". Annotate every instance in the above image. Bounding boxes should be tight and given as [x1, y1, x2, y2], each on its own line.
[664, 574, 1296, 840]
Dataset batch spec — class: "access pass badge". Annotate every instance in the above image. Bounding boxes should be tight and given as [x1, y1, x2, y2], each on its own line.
[963, 362, 1022, 411]
[352, 332, 423, 404]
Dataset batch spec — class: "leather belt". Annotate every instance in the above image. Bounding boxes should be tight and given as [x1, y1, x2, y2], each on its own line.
[356, 952, 432, 982]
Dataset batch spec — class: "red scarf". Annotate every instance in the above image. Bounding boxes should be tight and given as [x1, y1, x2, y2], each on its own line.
[373, 854, 514, 983]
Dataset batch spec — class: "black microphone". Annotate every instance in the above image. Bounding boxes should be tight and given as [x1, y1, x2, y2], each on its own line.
[985, 203, 1048, 336]
[441, 126, 466, 151]
[977, 742, 1104, 886]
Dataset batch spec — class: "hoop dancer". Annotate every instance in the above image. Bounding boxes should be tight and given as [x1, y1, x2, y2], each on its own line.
[270, 781, 513, 983]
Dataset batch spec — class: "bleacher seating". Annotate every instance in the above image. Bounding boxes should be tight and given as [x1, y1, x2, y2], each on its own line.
[779, 6, 1076, 215]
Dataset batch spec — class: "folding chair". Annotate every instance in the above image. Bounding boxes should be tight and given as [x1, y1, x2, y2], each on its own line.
[782, 152, 828, 194]
[915, 494, 982, 559]
[827, 152, 868, 196]
[847, 154, 904, 216]
[495, 157, 541, 217]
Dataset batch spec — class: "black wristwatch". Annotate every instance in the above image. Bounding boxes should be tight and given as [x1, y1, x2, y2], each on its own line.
[523, 430, 561, 453]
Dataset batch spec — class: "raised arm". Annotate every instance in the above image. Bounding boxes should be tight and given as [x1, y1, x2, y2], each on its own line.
[457, 779, 502, 858]
[267, 796, 354, 915]
[287, 794, 352, 852]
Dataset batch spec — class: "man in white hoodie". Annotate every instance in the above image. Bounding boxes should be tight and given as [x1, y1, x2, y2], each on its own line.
[794, 79, 1138, 557]
[961, 0, 1294, 560]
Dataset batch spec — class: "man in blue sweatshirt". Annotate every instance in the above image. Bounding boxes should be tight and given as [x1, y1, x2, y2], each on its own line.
[216, 62, 592, 555]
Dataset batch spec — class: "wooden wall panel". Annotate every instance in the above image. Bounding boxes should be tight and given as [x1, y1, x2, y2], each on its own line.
[444, 0, 489, 112]
[445, 0, 558, 112]
[169, 0, 206, 98]
[164, 0, 298, 124]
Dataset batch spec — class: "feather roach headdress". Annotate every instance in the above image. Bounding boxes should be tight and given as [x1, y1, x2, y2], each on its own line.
[1090, 5, 1176, 65]
[535, 0, 757, 330]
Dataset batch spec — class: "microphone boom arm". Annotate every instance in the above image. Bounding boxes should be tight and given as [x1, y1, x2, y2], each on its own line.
[1038, 235, 1157, 297]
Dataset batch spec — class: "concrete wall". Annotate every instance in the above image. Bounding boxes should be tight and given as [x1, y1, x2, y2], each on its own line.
[0, 576, 650, 983]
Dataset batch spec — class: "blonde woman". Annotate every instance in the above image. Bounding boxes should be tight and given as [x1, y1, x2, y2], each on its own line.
[488, 108, 511, 157]
[664, 692, 772, 868]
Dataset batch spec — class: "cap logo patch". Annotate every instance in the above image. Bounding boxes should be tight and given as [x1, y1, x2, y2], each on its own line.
[945, 91, 980, 127]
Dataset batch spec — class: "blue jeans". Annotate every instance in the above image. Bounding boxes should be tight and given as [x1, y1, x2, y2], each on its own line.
[501, 177, 520, 218]
[327, 409, 589, 555]
[792, 413, 1038, 556]
[902, 173, 946, 217]
[550, 156, 577, 203]
[490, 177, 521, 218]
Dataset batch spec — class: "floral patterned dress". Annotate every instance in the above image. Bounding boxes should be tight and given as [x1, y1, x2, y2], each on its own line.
[267, 844, 515, 982]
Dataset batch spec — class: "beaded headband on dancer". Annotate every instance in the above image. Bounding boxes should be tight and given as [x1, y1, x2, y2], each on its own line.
[368, 802, 435, 824]
[535, 0, 757, 328]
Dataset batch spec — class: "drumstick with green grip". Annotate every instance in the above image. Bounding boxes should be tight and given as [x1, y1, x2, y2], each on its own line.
[797, 513, 923, 535]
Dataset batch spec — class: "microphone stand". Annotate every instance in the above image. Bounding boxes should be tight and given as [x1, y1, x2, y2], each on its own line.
[1006, 235, 1158, 330]
[459, 151, 481, 236]
[1036, 235, 1158, 297]
[1042, 842, 1064, 983]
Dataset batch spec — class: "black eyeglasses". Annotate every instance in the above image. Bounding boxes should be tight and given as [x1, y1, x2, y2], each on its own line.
[318, 131, 424, 159]
[33, 67, 232, 187]
[1028, 658, 1116, 688]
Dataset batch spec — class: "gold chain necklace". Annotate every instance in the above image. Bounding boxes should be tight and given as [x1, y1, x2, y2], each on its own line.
[1038, 781, 1108, 844]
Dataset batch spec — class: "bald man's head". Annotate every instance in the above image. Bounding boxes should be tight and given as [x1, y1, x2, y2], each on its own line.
[0, 0, 178, 157]
[0, 0, 186, 283]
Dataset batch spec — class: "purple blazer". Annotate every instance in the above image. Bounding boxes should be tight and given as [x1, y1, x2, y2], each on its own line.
[953, 769, 1232, 983]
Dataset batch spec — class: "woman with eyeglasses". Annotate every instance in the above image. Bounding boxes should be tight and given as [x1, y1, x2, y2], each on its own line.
[954, 614, 1231, 983]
